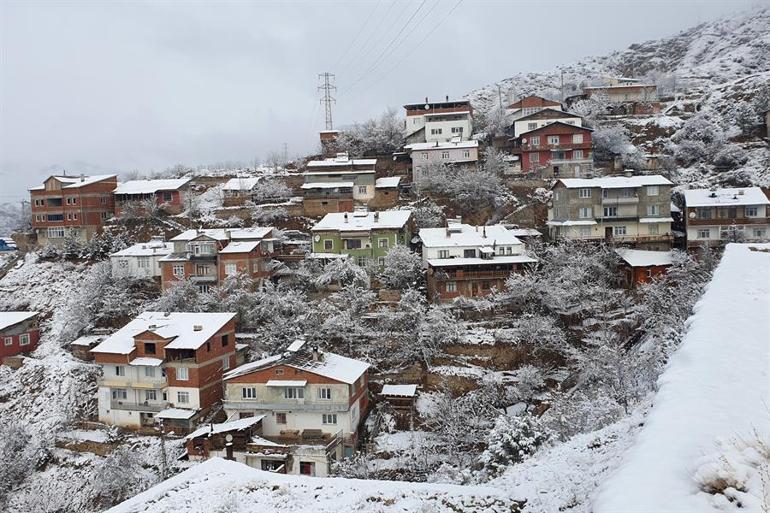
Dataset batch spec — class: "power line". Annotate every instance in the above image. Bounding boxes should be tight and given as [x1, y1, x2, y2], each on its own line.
[333, 0, 381, 71]
[318, 72, 337, 130]
[338, 0, 399, 79]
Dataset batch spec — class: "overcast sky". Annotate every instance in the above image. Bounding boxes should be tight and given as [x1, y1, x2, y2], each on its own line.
[0, 0, 766, 201]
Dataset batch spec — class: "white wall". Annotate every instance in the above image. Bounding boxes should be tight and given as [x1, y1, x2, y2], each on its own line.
[422, 241, 525, 264]
[111, 254, 166, 279]
[424, 117, 472, 143]
[514, 116, 581, 137]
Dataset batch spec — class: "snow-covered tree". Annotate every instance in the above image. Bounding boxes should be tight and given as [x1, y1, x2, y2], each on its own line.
[314, 257, 370, 290]
[592, 125, 634, 162]
[410, 200, 444, 229]
[713, 144, 749, 169]
[729, 101, 759, 135]
[0, 422, 49, 507]
[480, 147, 509, 175]
[251, 179, 292, 203]
[149, 278, 205, 314]
[478, 413, 548, 477]
[92, 446, 156, 507]
[334, 109, 404, 156]
[378, 245, 423, 290]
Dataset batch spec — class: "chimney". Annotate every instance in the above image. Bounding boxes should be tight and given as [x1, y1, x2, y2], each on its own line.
[80, 173, 85, 182]
[483, 226, 487, 238]
[193, 325, 203, 331]
[374, 211, 380, 222]
[425, 96, 428, 104]
[445, 95, 449, 102]
[344, 212, 349, 222]
[312, 345, 321, 362]
[226, 229, 232, 240]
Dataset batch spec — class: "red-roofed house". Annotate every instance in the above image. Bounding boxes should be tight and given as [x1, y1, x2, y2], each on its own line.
[511, 122, 594, 178]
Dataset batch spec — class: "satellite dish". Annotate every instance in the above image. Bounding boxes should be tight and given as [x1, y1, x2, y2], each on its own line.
[547, 201, 553, 208]
[688, 212, 696, 219]
[522, 138, 528, 143]
[225, 434, 233, 442]
[313, 235, 321, 242]
[424, 104, 430, 109]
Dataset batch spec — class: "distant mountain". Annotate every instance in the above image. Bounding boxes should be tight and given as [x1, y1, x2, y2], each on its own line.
[0, 202, 25, 236]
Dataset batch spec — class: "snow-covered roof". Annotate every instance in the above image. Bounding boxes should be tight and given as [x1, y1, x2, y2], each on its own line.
[91, 311, 236, 355]
[615, 249, 673, 267]
[311, 210, 411, 232]
[638, 217, 674, 223]
[217, 241, 262, 254]
[594, 243, 770, 513]
[156, 408, 197, 420]
[546, 220, 598, 226]
[306, 157, 376, 168]
[129, 357, 164, 367]
[404, 140, 478, 151]
[222, 177, 260, 191]
[171, 227, 273, 242]
[427, 255, 537, 267]
[517, 121, 593, 137]
[185, 415, 266, 440]
[424, 110, 471, 117]
[69, 335, 105, 347]
[375, 177, 401, 188]
[300, 182, 354, 189]
[114, 178, 191, 195]
[0, 311, 38, 331]
[419, 224, 523, 249]
[224, 351, 369, 385]
[266, 379, 307, 387]
[29, 174, 117, 191]
[682, 187, 769, 207]
[110, 241, 173, 257]
[223, 355, 283, 380]
[381, 384, 418, 397]
[505, 228, 541, 237]
[556, 175, 672, 189]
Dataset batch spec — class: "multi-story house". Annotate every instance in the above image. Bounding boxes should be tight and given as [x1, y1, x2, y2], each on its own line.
[505, 95, 562, 120]
[302, 153, 376, 217]
[583, 78, 660, 115]
[547, 175, 674, 249]
[512, 122, 594, 178]
[419, 221, 537, 301]
[113, 178, 191, 216]
[110, 238, 173, 280]
[404, 97, 473, 144]
[511, 108, 583, 137]
[159, 227, 276, 291]
[683, 187, 770, 248]
[406, 140, 479, 183]
[91, 311, 237, 432]
[221, 340, 370, 477]
[310, 210, 413, 265]
[29, 174, 117, 246]
[0, 311, 40, 361]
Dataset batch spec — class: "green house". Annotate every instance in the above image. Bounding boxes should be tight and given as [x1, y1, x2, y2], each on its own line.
[310, 210, 413, 265]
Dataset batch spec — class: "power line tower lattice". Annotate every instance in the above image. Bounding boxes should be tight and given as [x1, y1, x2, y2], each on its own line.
[318, 72, 336, 130]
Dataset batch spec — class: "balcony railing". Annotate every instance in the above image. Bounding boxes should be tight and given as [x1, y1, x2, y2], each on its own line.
[434, 270, 513, 281]
[110, 400, 168, 412]
[98, 377, 168, 388]
[190, 274, 217, 282]
[224, 400, 350, 412]
[601, 196, 639, 204]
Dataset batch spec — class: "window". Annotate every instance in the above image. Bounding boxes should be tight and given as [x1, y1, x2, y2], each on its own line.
[276, 412, 287, 424]
[446, 281, 457, 292]
[377, 256, 385, 266]
[19, 334, 30, 346]
[261, 460, 284, 472]
[177, 367, 189, 381]
[299, 462, 315, 476]
[698, 228, 711, 239]
[222, 357, 230, 371]
[603, 206, 618, 217]
[579, 207, 592, 219]
[284, 387, 304, 399]
[344, 238, 362, 249]
[242, 387, 257, 399]
[527, 122, 537, 130]
[752, 228, 766, 238]
[47, 227, 66, 238]
[547, 135, 560, 145]
[322, 414, 337, 425]
[137, 257, 150, 269]
[101, 196, 108, 205]
[421, 152, 428, 160]
[745, 206, 758, 217]
[196, 264, 210, 275]
[463, 249, 476, 258]
[3, 337, 11, 346]
[430, 128, 442, 135]
[252, 261, 260, 273]
[144, 342, 156, 354]
[646, 205, 660, 216]
[614, 226, 627, 236]
[451, 126, 463, 134]
[573, 149, 584, 159]
[529, 153, 539, 163]
[112, 389, 127, 400]
[323, 239, 333, 251]
[356, 256, 366, 266]
[573, 134, 584, 143]
[441, 151, 450, 159]
[145, 390, 157, 401]
[378, 238, 389, 249]
[172, 264, 185, 278]
[225, 263, 237, 276]
[222, 334, 229, 347]
[621, 188, 634, 198]
[648, 224, 660, 235]
[100, 212, 110, 220]
[115, 366, 125, 377]
[497, 246, 504, 255]
[358, 185, 367, 194]
[163, 192, 173, 202]
[145, 366, 156, 378]
[579, 226, 592, 237]
[697, 208, 711, 219]
[438, 249, 449, 258]
[463, 150, 470, 158]
[319, 387, 332, 400]
[530, 136, 540, 146]
[578, 188, 591, 198]
[647, 185, 659, 196]
[177, 391, 190, 404]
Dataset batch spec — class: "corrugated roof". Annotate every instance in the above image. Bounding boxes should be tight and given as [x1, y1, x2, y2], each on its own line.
[311, 210, 411, 232]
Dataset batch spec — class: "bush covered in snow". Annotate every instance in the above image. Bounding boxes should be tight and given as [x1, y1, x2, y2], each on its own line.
[479, 414, 548, 478]
[334, 109, 404, 156]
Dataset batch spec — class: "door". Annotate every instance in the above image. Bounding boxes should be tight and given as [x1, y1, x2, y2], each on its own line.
[605, 227, 613, 241]
[299, 461, 315, 476]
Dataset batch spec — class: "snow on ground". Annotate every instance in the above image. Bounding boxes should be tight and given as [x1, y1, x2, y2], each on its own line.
[107, 458, 521, 513]
[594, 243, 770, 513]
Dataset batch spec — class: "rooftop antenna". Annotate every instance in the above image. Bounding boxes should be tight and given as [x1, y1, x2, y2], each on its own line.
[318, 72, 337, 130]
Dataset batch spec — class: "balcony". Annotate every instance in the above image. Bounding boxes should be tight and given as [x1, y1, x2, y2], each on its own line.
[98, 377, 167, 388]
[109, 400, 168, 412]
[223, 400, 350, 412]
[190, 274, 217, 283]
[435, 270, 514, 281]
[602, 196, 639, 205]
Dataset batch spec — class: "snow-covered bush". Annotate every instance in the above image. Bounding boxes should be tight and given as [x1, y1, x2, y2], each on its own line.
[478, 413, 548, 477]
[592, 125, 634, 162]
[334, 109, 404, 156]
[378, 245, 423, 290]
[314, 257, 370, 290]
[0, 422, 50, 507]
[728, 101, 759, 135]
[672, 112, 726, 164]
[149, 278, 206, 314]
[416, 163, 506, 216]
[92, 446, 157, 507]
[410, 200, 444, 229]
[713, 144, 749, 169]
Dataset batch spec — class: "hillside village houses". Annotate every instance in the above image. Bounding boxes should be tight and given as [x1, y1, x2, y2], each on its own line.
[221, 176, 261, 206]
[403, 97, 473, 145]
[113, 178, 192, 216]
[511, 108, 583, 137]
[91, 311, 237, 432]
[511, 122, 594, 178]
[547, 175, 674, 249]
[310, 210, 413, 265]
[110, 238, 173, 280]
[419, 220, 537, 301]
[505, 94, 563, 120]
[0, 311, 40, 361]
[29, 174, 118, 246]
[302, 153, 376, 217]
[407, 139, 480, 182]
[220, 339, 370, 477]
[159, 227, 277, 292]
[682, 187, 770, 248]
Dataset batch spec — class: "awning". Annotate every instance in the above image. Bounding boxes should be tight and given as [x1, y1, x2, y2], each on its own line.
[265, 380, 307, 387]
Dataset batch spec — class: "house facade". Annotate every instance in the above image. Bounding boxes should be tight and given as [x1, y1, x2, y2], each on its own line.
[91, 311, 237, 432]
[511, 108, 582, 137]
[110, 239, 173, 279]
[506, 95, 562, 120]
[419, 221, 536, 301]
[222, 341, 370, 477]
[29, 174, 117, 246]
[407, 140, 479, 183]
[159, 227, 276, 292]
[310, 210, 413, 266]
[0, 311, 40, 360]
[113, 178, 191, 216]
[512, 122, 594, 178]
[547, 175, 674, 249]
[683, 187, 770, 248]
[303, 153, 376, 217]
[404, 98, 473, 144]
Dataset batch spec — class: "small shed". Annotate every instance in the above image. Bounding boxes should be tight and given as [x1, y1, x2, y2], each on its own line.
[380, 384, 418, 430]
[616, 249, 673, 288]
[185, 415, 266, 461]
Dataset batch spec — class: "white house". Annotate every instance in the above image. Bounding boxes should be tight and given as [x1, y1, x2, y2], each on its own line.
[683, 187, 770, 248]
[403, 98, 473, 144]
[418, 221, 528, 264]
[406, 140, 479, 182]
[110, 239, 173, 279]
[512, 108, 582, 137]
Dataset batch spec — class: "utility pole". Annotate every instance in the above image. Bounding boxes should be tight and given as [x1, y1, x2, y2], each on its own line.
[497, 84, 504, 116]
[318, 72, 336, 130]
[560, 69, 565, 103]
[282, 142, 288, 165]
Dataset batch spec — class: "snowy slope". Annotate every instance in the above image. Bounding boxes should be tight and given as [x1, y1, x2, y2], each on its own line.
[107, 458, 522, 513]
[593, 243, 770, 512]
